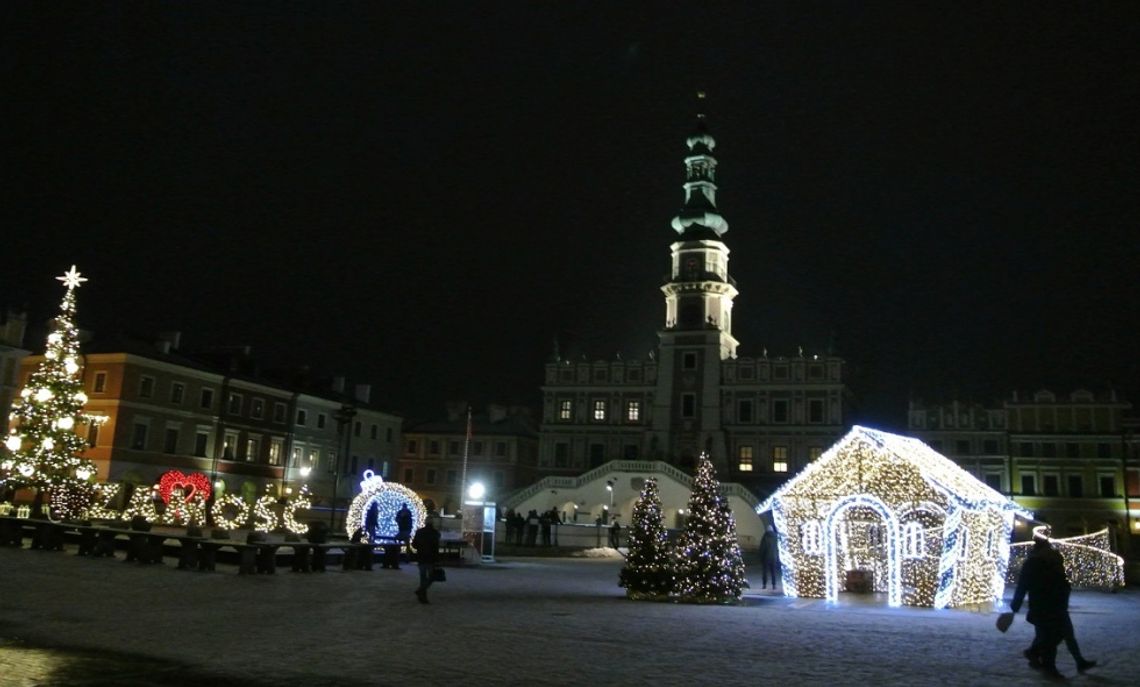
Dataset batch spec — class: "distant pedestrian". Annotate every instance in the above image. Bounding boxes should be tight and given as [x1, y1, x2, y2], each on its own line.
[609, 519, 621, 548]
[759, 527, 780, 590]
[525, 509, 539, 546]
[411, 519, 441, 604]
[1009, 537, 1096, 677]
[540, 510, 552, 546]
[395, 504, 414, 542]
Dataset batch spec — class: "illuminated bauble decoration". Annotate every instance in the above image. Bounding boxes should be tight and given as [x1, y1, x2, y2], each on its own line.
[57, 417, 75, 430]
[64, 358, 80, 375]
[18, 463, 35, 477]
[5, 435, 21, 451]
[75, 466, 94, 480]
[74, 391, 88, 404]
[42, 437, 55, 450]
[35, 388, 53, 402]
[345, 470, 427, 540]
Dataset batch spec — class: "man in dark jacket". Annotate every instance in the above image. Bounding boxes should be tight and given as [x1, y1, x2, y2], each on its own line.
[1010, 537, 1094, 676]
[411, 519, 441, 604]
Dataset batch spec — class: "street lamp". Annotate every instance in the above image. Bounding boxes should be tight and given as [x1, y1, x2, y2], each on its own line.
[605, 480, 614, 522]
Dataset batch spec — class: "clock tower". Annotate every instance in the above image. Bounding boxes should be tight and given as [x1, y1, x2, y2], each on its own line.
[650, 113, 738, 470]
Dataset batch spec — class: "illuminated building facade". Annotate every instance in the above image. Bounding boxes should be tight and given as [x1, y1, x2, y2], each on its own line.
[538, 115, 847, 494]
[399, 403, 538, 514]
[12, 330, 401, 508]
[907, 389, 1138, 553]
[0, 309, 30, 424]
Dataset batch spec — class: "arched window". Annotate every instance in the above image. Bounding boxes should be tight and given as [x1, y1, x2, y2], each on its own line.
[903, 521, 924, 559]
[801, 520, 823, 555]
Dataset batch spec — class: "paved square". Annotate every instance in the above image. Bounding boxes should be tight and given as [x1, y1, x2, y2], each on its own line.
[1, 546, 1136, 686]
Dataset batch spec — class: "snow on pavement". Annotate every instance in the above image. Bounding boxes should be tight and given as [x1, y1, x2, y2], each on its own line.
[0, 545, 1136, 686]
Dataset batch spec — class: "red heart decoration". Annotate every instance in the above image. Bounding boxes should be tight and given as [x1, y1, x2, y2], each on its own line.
[158, 470, 212, 504]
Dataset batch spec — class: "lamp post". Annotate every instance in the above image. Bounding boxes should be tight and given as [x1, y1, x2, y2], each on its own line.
[606, 480, 614, 523]
[331, 405, 357, 529]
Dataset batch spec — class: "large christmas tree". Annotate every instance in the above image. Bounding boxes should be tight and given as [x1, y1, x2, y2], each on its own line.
[619, 477, 674, 599]
[672, 453, 748, 603]
[1, 266, 98, 519]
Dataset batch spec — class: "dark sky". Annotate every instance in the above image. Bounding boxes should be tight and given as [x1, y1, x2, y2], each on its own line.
[3, 3, 1138, 428]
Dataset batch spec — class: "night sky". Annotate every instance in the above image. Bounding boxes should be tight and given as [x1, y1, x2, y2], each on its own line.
[3, 3, 1137, 427]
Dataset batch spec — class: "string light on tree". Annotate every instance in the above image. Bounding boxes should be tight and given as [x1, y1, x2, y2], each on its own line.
[672, 453, 748, 604]
[0, 266, 101, 519]
[619, 478, 675, 600]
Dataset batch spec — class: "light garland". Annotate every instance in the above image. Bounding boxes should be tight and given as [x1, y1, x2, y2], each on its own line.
[757, 426, 1030, 608]
[344, 470, 426, 540]
[157, 489, 206, 526]
[121, 485, 160, 522]
[211, 494, 249, 530]
[250, 493, 278, 533]
[85, 482, 122, 519]
[281, 486, 311, 535]
[1006, 526, 1125, 590]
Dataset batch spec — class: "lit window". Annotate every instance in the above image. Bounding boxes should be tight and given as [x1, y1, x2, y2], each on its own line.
[593, 399, 606, 421]
[738, 446, 753, 472]
[772, 446, 788, 472]
[626, 400, 640, 422]
[558, 399, 572, 420]
[245, 438, 259, 462]
[93, 372, 107, 393]
[268, 438, 283, 466]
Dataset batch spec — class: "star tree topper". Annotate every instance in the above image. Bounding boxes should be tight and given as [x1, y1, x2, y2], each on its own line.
[56, 265, 88, 290]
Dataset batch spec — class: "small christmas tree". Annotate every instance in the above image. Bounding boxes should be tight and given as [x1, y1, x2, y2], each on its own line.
[2, 266, 99, 519]
[619, 478, 674, 599]
[673, 453, 748, 603]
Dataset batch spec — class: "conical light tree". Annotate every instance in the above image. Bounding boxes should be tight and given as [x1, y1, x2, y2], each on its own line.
[619, 477, 674, 599]
[673, 453, 748, 603]
[1, 266, 99, 519]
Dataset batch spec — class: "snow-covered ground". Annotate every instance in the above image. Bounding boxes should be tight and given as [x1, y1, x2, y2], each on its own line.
[1, 545, 1136, 686]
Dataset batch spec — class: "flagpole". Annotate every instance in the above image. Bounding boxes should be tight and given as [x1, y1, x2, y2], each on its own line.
[459, 406, 471, 510]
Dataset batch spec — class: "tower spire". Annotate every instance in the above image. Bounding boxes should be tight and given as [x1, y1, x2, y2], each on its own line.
[671, 93, 728, 237]
[660, 101, 739, 360]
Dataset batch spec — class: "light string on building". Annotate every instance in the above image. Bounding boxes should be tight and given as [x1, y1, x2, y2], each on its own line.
[758, 426, 1031, 608]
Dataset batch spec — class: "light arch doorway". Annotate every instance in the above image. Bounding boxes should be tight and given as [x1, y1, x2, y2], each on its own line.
[824, 494, 903, 607]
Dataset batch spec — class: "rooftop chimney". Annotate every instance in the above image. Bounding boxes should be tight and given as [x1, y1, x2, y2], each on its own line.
[353, 383, 371, 404]
[332, 376, 346, 393]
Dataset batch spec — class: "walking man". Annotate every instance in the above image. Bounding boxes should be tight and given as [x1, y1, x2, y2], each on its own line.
[1009, 536, 1096, 677]
[411, 518, 441, 604]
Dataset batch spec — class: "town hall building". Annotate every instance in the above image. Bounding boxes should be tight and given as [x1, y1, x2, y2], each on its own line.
[537, 115, 848, 497]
